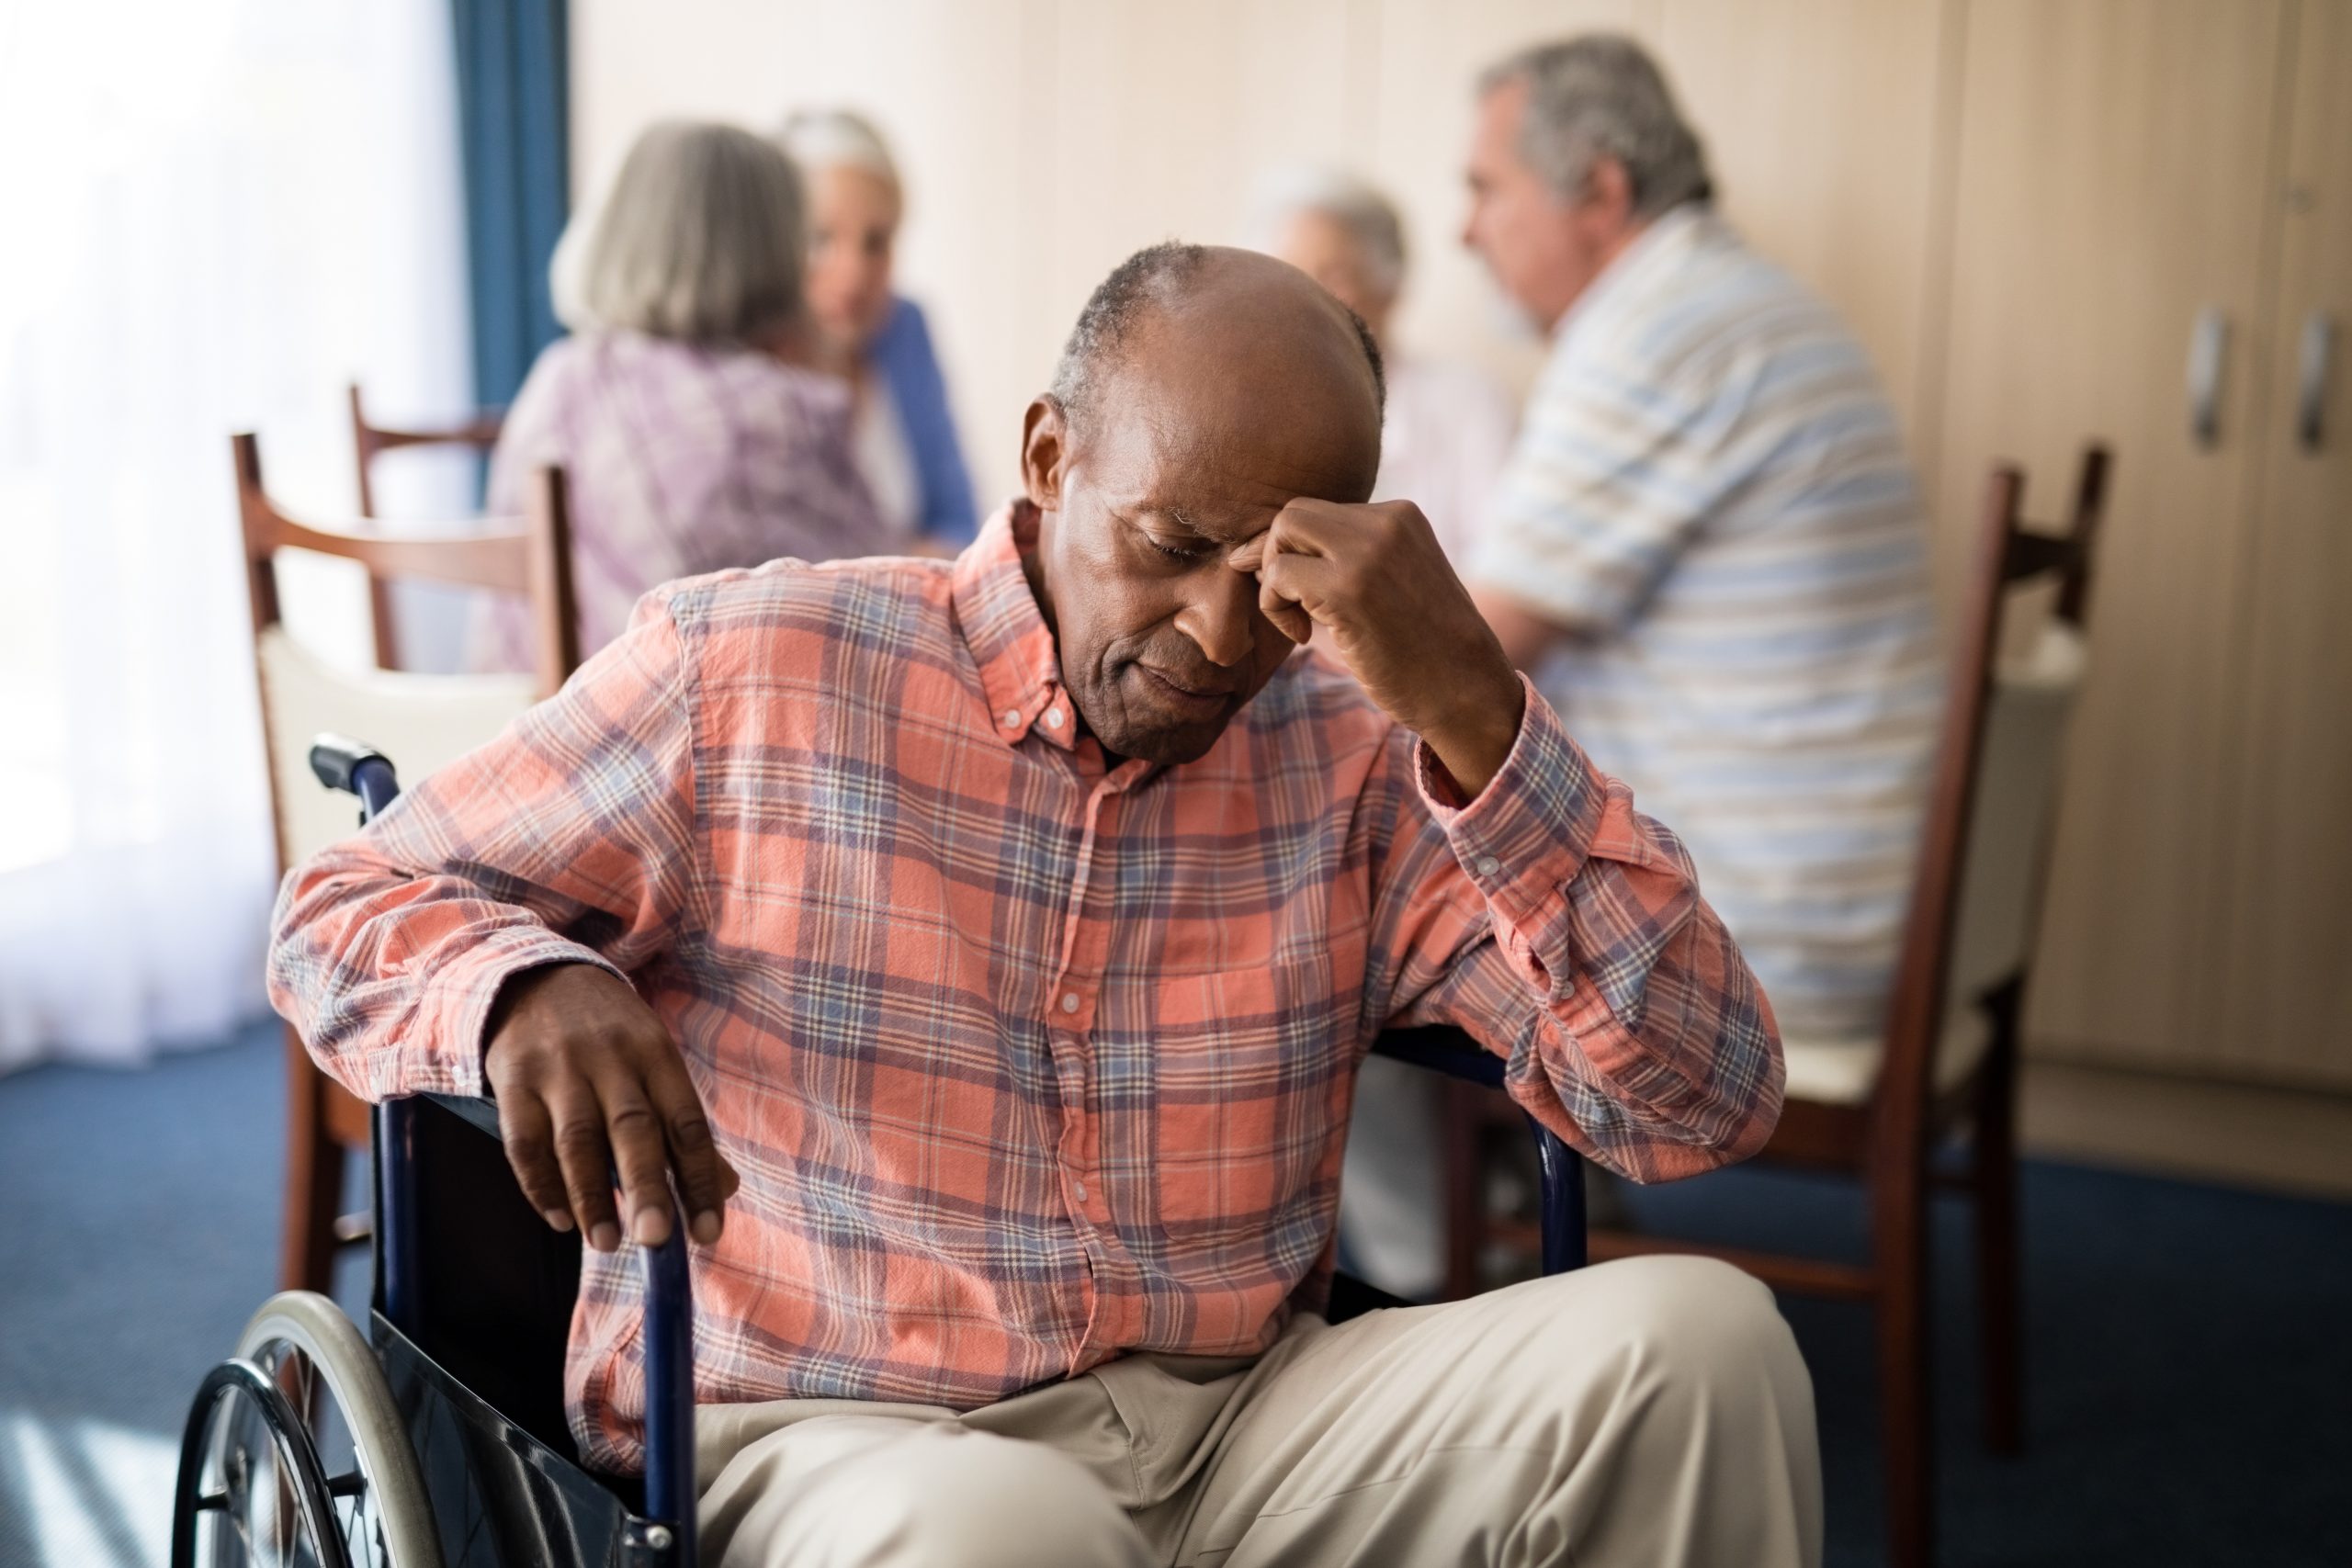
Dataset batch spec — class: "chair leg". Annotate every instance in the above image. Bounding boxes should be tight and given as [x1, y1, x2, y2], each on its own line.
[278, 1025, 345, 1294]
[1873, 1162, 1935, 1568]
[1973, 1019, 2027, 1454]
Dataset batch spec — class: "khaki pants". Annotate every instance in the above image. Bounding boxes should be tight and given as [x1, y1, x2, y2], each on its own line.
[697, 1256, 1821, 1567]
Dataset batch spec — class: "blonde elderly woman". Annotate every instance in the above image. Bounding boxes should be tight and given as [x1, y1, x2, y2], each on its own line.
[1254, 166, 1519, 562]
[479, 119, 886, 668]
[779, 108, 979, 547]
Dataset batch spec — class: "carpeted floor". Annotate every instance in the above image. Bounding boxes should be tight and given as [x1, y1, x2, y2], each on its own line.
[3, 1023, 2346, 1566]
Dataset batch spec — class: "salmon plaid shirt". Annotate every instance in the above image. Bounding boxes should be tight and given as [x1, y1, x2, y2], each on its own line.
[269, 503, 1782, 1471]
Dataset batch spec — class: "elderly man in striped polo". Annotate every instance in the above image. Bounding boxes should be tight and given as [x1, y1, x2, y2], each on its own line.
[1343, 35, 1941, 1306]
[1465, 38, 1943, 1070]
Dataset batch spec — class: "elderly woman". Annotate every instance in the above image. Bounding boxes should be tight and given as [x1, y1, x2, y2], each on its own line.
[481, 119, 887, 667]
[1254, 166, 1518, 561]
[779, 108, 979, 547]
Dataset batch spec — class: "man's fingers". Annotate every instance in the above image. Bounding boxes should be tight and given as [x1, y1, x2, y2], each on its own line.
[498, 1091, 578, 1233]
[600, 1083, 676, 1248]
[1257, 551, 1340, 645]
[549, 1089, 624, 1251]
[645, 1053, 729, 1244]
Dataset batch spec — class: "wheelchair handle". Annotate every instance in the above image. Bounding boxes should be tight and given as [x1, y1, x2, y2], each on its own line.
[309, 735, 401, 823]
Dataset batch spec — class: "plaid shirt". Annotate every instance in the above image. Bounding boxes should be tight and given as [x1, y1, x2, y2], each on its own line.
[270, 503, 1782, 1471]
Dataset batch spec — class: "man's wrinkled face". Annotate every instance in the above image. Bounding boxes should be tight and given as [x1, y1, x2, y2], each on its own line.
[1020, 273, 1382, 766]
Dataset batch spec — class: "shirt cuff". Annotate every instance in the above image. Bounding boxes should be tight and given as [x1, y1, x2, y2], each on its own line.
[412, 925, 629, 1100]
[1414, 674, 1609, 932]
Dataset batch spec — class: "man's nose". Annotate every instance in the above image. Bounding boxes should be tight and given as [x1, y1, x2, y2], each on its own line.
[1175, 568, 1259, 669]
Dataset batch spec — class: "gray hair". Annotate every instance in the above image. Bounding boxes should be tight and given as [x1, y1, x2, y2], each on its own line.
[777, 107, 902, 196]
[1479, 34, 1713, 217]
[1247, 165, 1408, 301]
[569, 119, 808, 344]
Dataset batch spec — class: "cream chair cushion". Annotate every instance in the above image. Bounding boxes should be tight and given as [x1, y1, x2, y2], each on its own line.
[1781, 1009, 1994, 1106]
[1780, 619, 2087, 1106]
[257, 625, 537, 864]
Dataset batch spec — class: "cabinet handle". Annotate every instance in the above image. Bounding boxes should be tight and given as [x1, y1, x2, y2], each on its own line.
[2299, 313, 2334, 453]
[2188, 309, 2228, 448]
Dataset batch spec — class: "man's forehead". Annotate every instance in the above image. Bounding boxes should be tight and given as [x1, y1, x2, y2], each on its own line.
[1088, 402, 1370, 534]
[1078, 321, 1380, 510]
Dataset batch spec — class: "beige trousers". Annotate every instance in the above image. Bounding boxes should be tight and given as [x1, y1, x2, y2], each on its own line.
[696, 1256, 1821, 1567]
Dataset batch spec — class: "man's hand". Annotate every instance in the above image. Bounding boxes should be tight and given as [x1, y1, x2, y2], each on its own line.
[483, 963, 740, 1252]
[1229, 499, 1525, 795]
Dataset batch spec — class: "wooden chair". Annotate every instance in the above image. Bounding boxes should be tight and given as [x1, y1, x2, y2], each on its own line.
[1447, 446, 2110, 1568]
[346, 383, 506, 671]
[234, 430, 576, 1294]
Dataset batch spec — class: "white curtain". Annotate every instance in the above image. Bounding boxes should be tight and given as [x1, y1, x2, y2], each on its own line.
[0, 1, 478, 1072]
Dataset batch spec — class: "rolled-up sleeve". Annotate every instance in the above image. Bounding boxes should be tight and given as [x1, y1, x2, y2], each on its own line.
[1365, 677, 1783, 1180]
[266, 593, 699, 1100]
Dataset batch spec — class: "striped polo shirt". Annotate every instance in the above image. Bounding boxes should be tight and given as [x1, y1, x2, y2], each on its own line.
[1469, 206, 1942, 1043]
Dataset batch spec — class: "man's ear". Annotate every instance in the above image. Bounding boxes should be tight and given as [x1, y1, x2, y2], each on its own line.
[1582, 154, 1636, 230]
[1020, 396, 1069, 511]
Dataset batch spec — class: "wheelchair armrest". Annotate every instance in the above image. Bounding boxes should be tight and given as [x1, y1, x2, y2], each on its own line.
[1365, 1025, 1589, 1275]
[1370, 1025, 1506, 1089]
[423, 1090, 502, 1140]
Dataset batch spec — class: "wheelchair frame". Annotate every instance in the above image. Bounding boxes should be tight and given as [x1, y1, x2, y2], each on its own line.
[174, 736, 1586, 1568]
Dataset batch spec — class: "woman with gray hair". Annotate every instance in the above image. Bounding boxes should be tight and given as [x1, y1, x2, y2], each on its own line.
[477, 119, 887, 668]
[779, 108, 979, 547]
[1252, 165, 1518, 562]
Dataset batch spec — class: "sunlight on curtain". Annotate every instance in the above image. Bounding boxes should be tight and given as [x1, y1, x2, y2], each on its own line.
[0, 2, 476, 1070]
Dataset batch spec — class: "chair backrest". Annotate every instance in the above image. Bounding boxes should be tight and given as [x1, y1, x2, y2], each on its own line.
[347, 383, 507, 670]
[234, 430, 578, 869]
[1875, 446, 2109, 1134]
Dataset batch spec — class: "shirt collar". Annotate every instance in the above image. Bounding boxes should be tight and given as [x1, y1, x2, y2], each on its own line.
[950, 502, 1082, 752]
[1552, 201, 1714, 344]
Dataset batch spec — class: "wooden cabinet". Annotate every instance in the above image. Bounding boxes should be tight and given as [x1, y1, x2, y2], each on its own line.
[2218, 0, 2352, 1086]
[1929, 0, 2350, 1088]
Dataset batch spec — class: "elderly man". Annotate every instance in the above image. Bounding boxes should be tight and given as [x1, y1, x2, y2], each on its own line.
[270, 243, 1818, 1567]
[1254, 165, 1518, 560]
[1464, 37, 1943, 1051]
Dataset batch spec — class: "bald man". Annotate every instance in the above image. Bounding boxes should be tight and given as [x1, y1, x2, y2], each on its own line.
[270, 244, 1819, 1567]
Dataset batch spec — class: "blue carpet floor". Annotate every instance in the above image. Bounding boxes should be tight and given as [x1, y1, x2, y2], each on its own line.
[2, 1023, 2346, 1566]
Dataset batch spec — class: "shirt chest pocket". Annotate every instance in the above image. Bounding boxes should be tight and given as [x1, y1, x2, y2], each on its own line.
[1147, 961, 1354, 1234]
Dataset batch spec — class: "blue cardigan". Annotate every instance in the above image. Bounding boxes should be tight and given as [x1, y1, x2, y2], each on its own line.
[868, 296, 979, 546]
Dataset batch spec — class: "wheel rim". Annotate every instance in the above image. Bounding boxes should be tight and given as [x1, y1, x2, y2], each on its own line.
[173, 1359, 352, 1568]
[244, 1332, 391, 1568]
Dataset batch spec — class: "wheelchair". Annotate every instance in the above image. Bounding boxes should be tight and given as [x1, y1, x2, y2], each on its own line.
[171, 735, 1587, 1568]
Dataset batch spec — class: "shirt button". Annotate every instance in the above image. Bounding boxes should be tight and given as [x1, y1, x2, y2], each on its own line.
[1044, 705, 1065, 729]
[1072, 1179, 1088, 1202]
[1060, 992, 1080, 1014]
[1475, 854, 1502, 878]
[1001, 708, 1023, 729]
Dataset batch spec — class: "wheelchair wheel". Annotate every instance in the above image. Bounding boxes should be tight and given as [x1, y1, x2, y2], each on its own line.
[172, 1292, 442, 1568]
